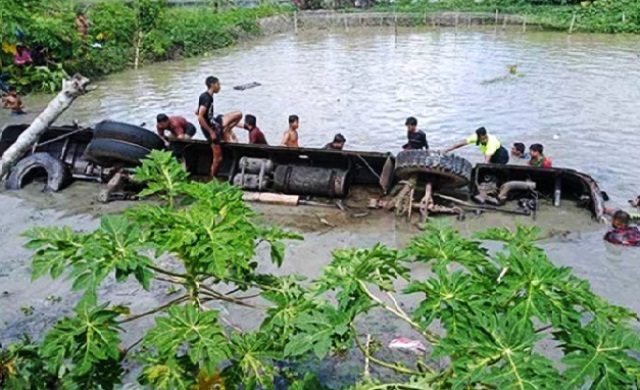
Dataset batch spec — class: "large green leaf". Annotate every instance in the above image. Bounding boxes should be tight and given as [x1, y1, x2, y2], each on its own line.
[561, 321, 640, 389]
[39, 303, 123, 387]
[284, 306, 350, 360]
[142, 304, 230, 376]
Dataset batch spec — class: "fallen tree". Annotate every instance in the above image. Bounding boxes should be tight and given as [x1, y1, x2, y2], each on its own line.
[0, 74, 90, 179]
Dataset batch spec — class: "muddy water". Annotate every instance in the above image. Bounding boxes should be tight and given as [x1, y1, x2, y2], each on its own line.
[1, 27, 640, 385]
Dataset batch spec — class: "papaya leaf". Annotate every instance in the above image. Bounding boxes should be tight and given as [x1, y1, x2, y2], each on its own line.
[142, 305, 230, 377]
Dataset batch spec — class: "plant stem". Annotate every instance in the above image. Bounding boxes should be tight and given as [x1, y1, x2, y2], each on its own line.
[358, 281, 440, 344]
[149, 265, 188, 279]
[200, 290, 265, 309]
[155, 276, 185, 285]
[118, 295, 188, 324]
[352, 326, 427, 376]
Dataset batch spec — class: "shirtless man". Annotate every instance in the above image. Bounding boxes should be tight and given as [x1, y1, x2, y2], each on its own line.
[280, 115, 299, 147]
[156, 114, 196, 142]
[3, 87, 25, 115]
[196, 76, 243, 178]
[76, 11, 89, 37]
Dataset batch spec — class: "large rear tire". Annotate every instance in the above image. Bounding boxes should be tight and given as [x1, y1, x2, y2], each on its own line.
[84, 138, 151, 167]
[6, 153, 71, 192]
[395, 150, 472, 188]
[94, 120, 165, 150]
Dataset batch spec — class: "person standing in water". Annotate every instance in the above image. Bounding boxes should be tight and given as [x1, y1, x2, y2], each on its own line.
[324, 133, 346, 150]
[3, 86, 26, 115]
[528, 144, 552, 168]
[280, 115, 300, 147]
[442, 127, 509, 164]
[402, 117, 428, 150]
[243, 114, 268, 145]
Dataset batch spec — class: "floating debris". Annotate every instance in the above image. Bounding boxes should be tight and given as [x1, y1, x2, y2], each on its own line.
[481, 64, 525, 85]
[233, 81, 262, 91]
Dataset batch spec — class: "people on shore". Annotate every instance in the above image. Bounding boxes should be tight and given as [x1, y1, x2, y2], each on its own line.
[511, 142, 529, 160]
[2, 87, 26, 115]
[156, 114, 197, 142]
[603, 210, 640, 246]
[442, 127, 509, 164]
[528, 143, 552, 168]
[76, 11, 89, 38]
[281, 115, 300, 147]
[324, 133, 346, 150]
[13, 45, 33, 68]
[243, 114, 268, 145]
[402, 117, 428, 150]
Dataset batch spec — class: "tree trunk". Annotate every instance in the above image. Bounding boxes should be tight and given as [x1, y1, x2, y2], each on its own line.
[0, 74, 90, 179]
[134, 31, 144, 70]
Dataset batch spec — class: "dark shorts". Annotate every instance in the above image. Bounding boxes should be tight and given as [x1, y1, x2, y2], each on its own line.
[184, 122, 196, 137]
[201, 123, 223, 145]
[490, 146, 509, 165]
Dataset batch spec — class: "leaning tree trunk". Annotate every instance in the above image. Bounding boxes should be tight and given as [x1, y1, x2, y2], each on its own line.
[134, 31, 144, 70]
[0, 74, 90, 179]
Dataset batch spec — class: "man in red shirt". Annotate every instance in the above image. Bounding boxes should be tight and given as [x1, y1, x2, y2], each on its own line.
[243, 114, 268, 145]
[528, 144, 552, 168]
[156, 113, 197, 142]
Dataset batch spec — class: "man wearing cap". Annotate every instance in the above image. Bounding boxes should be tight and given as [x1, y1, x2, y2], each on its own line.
[402, 117, 428, 150]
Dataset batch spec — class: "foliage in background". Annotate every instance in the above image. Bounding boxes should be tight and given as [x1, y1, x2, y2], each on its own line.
[0, 151, 638, 389]
[0, 0, 287, 93]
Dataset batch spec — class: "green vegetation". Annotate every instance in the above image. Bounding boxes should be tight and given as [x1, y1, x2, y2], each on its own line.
[1, 151, 639, 389]
[371, 0, 640, 33]
[0, 1, 288, 93]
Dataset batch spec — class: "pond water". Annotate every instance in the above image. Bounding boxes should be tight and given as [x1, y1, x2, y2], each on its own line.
[1, 26, 639, 384]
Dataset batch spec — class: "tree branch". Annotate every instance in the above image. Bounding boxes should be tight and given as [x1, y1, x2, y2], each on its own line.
[352, 326, 427, 376]
[200, 289, 265, 309]
[358, 281, 440, 344]
[118, 295, 188, 324]
[149, 265, 188, 279]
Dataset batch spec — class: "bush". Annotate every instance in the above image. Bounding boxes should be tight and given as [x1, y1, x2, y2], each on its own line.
[0, 151, 638, 389]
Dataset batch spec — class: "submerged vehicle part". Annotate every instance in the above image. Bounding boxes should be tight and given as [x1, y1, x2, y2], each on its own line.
[273, 165, 349, 197]
[5, 153, 71, 192]
[473, 164, 605, 220]
[395, 150, 472, 188]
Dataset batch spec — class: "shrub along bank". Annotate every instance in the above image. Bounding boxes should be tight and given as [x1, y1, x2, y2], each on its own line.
[370, 0, 640, 34]
[0, 1, 288, 94]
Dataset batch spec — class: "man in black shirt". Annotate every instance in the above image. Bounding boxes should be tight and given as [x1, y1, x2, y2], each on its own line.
[196, 76, 243, 178]
[402, 117, 428, 150]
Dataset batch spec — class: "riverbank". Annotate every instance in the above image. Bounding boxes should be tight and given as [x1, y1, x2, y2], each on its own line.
[0, 3, 291, 94]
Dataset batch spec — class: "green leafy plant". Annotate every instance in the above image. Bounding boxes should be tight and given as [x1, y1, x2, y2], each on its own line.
[1, 152, 638, 389]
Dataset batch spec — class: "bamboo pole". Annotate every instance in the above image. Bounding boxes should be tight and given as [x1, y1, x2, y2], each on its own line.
[569, 13, 577, 34]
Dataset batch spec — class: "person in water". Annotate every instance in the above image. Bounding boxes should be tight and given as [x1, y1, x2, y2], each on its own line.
[511, 142, 529, 159]
[402, 117, 428, 150]
[156, 114, 197, 142]
[528, 143, 552, 168]
[3, 86, 26, 115]
[243, 114, 268, 145]
[280, 115, 300, 147]
[603, 210, 640, 247]
[442, 127, 509, 164]
[324, 133, 346, 150]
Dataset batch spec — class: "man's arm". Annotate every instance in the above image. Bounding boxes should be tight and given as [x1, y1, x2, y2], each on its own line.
[156, 126, 167, 141]
[420, 132, 429, 150]
[280, 131, 290, 146]
[197, 106, 216, 141]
